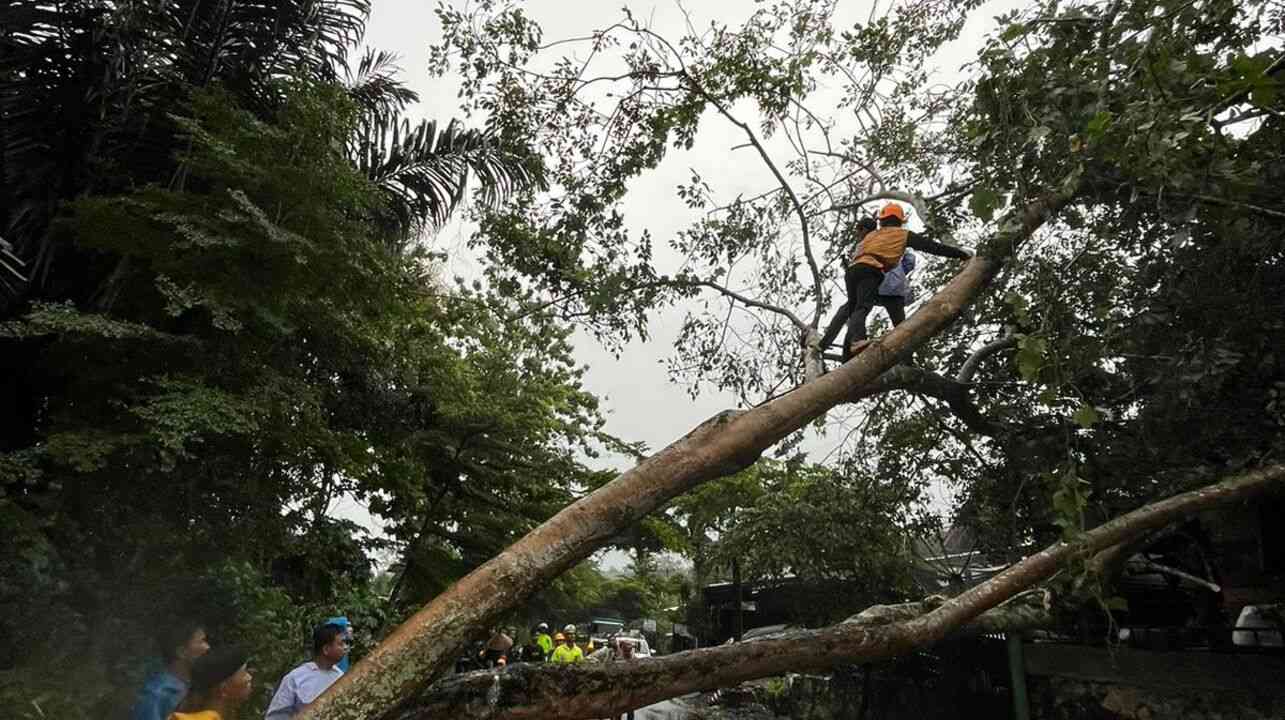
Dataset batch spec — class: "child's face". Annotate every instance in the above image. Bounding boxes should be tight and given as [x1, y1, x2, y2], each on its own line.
[181, 629, 211, 662]
[221, 665, 253, 703]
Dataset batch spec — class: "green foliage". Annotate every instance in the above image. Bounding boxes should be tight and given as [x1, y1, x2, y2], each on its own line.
[0, 76, 604, 718]
[1015, 334, 1048, 382]
[913, 0, 1285, 554]
[702, 461, 926, 610]
[969, 187, 1004, 223]
[1049, 464, 1091, 540]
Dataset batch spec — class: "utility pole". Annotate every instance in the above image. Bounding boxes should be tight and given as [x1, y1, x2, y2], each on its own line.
[732, 558, 743, 641]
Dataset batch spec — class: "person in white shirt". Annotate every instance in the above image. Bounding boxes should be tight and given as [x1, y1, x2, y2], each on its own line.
[264, 623, 349, 720]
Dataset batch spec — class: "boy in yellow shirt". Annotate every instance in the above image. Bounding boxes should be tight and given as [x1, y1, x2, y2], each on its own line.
[170, 647, 253, 720]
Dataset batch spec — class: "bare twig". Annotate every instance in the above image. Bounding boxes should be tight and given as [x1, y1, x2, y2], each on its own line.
[1137, 559, 1222, 593]
[626, 24, 825, 326]
[1185, 193, 1285, 221]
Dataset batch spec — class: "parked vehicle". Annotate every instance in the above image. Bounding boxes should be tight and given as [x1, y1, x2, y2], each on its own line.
[589, 633, 653, 661]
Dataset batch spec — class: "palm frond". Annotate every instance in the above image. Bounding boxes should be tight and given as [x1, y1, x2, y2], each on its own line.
[345, 47, 418, 116]
[350, 112, 547, 246]
[0, 235, 27, 305]
[148, 0, 372, 107]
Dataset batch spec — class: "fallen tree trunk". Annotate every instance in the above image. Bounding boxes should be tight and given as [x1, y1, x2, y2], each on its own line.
[400, 464, 1285, 720]
[302, 191, 1076, 720]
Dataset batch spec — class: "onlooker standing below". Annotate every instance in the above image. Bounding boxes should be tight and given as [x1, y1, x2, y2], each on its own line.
[534, 622, 553, 660]
[514, 630, 543, 663]
[481, 628, 513, 667]
[550, 632, 584, 664]
[323, 616, 355, 672]
[170, 646, 254, 720]
[131, 620, 210, 720]
[264, 623, 348, 720]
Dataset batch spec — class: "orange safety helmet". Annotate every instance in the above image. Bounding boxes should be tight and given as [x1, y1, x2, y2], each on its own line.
[878, 202, 906, 222]
[554, 632, 566, 641]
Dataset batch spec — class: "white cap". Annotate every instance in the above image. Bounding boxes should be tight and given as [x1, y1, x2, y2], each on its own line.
[563, 623, 576, 633]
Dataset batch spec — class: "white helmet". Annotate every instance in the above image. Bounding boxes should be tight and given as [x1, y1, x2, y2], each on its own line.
[563, 623, 576, 634]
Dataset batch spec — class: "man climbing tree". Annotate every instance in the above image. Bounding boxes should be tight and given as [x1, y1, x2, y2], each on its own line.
[839, 203, 971, 359]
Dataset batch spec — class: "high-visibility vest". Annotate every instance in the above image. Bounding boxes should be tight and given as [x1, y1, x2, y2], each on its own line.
[536, 633, 553, 657]
[551, 644, 584, 663]
[851, 227, 909, 272]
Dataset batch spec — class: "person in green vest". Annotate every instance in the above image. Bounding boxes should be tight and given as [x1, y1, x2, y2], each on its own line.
[534, 623, 553, 660]
[550, 632, 584, 664]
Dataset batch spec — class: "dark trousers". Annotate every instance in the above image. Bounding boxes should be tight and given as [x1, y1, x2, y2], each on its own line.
[820, 272, 906, 358]
[876, 294, 906, 326]
[843, 264, 885, 354]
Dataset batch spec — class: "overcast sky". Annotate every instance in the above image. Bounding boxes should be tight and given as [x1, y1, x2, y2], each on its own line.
[338, 0, 1022, 561]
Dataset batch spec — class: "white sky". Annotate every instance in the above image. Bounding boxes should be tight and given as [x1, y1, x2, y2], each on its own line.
[336, 0, 1024, 564]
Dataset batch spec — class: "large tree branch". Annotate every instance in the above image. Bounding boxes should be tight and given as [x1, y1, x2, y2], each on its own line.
[849, 364, 1004, 436]
[399, 464, 1285, 719]
[301, 187, 1076, 720]
[407, 593, 1056, 719]
[956, 333, 1019, 384]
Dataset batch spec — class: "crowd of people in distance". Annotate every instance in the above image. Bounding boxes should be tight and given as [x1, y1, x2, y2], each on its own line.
[456, 621, 643, 672]
[129, 615, 645, 720]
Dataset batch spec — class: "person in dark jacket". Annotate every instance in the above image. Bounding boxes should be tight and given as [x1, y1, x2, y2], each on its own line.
[170, 647, 253, 720]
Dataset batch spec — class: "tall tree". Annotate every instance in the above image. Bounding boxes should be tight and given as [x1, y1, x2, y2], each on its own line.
[0, 0, 542, 306]
[0, 79, 594, 717]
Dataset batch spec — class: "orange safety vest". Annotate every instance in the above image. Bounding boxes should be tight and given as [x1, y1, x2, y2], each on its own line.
[850, 227, 909, 272]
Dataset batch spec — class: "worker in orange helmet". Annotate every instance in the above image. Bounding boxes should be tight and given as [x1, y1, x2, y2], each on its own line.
[836, 202, 971, 359]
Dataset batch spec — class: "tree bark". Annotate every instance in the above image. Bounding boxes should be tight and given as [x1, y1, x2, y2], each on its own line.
[301, 190, 1076, 720]
[398, 464, 1284, 720]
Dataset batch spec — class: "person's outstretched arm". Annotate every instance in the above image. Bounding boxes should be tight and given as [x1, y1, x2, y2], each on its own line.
[906, 231, 971, 259]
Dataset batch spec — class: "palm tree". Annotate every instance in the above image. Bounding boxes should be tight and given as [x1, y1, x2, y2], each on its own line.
[351, 111, 545, 249]
[343, 48, 546, 250]
[1, 0, 369, 304]
[2, 1, 541, 308]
